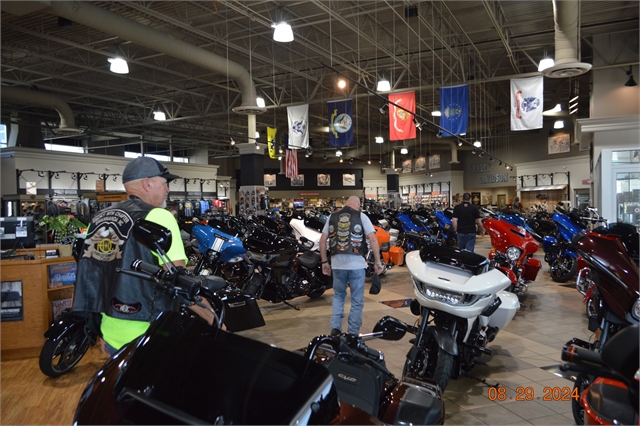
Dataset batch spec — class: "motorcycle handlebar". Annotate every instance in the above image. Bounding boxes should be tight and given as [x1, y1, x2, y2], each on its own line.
[561, 344, 603, 366]
[132, 260, 164, 277]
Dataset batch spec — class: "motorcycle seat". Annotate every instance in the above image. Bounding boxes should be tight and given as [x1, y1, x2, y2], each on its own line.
[298, 251, 319, 269]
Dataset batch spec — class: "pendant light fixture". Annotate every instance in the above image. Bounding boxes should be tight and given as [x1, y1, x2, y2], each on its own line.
[272, 22, 294, 42]
[153, 111, 166, 121]
[538, 57, 555, 72]
[375, 136, 384, 144]
[108, 57, 129, 74]
[376, 78, 391, 92]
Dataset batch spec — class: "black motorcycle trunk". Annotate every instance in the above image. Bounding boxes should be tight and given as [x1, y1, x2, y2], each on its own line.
[74, 311, 339, 425]
[244, 229, 297, 264]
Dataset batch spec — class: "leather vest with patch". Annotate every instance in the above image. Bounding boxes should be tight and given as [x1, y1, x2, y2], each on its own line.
[328, 206, 366, 258]
[72, 198, 173, 321]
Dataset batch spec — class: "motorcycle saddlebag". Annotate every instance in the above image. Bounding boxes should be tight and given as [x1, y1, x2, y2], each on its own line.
[326, 357, 385, 417]
[389, 246, 405, 266]
[215, 289, 265, 332]
[522, 257, 542, 281]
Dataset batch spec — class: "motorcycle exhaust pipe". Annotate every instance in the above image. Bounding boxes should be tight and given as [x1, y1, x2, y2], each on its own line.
[575, 267, 591, 295]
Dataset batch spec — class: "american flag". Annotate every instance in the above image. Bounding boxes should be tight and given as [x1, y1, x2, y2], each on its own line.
[285, 148, 298, 179]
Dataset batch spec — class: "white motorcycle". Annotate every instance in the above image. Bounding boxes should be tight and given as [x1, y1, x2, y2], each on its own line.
[399, 242, 520, 391]
[287, 214, 323, 251]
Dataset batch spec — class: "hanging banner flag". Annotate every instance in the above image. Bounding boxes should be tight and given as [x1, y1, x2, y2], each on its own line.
[327, 99, 354, 147]
[388, 91, 416, 141]
[511, 76, 543, 131]
[438, 85, 469, 137]
[287, 104, 309, 149]
[267, 126, 278, 159]
[285, 148, 298, 179]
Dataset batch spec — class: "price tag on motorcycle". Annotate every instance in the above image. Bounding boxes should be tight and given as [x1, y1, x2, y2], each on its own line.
[212, 235, 229, 253]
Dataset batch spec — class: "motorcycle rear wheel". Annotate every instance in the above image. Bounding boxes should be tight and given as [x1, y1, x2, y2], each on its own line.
[571, 373, 591, 425]
[39, 331, 91, 378]
[550, 254, 578, 283]
[402, 335, 454, 391]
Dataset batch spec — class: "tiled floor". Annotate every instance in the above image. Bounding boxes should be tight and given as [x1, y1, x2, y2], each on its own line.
[239, 235, 592, 425]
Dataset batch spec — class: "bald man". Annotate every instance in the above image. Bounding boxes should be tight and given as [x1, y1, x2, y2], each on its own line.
[320, 196, 383, 335]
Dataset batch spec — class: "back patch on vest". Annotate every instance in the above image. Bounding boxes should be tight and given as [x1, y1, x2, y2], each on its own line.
[111, 297, 142, 314]
[83, 209, 134, 262]
[330, 212, 364, 254]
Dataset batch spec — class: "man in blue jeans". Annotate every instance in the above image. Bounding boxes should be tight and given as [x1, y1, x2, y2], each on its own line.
[452, 192, 485, 252]
[319, 196, 383, 335]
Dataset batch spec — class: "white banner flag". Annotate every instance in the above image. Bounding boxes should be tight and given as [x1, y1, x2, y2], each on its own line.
[510, 76, 543, 131]
[287, 104, 309, 149]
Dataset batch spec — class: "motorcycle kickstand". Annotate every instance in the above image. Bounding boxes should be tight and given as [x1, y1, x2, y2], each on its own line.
[462, 370, 500, 389]
[282, 299, 300, 311]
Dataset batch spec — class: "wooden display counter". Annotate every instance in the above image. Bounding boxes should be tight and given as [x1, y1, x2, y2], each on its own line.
[1, 244, 76, 360]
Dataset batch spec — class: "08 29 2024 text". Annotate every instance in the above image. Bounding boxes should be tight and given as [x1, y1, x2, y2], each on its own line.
[486, 386, 579, 401]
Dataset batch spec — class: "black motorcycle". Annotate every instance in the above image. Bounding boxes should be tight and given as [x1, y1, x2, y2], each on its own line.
[242, 228, 332, 309]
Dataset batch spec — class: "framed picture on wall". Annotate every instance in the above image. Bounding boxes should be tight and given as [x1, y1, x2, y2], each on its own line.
[471, 192, 481, 206]
[429, 154, 441, 169]
[414, 156, 426, 172]
[402, 159, 412, 173]
[264, 174, 276, 187]
[291, 174, 305, 187]
[548, 133, 570, 154]
[317, 173, 330, 186]
[343, 173, 356, 186]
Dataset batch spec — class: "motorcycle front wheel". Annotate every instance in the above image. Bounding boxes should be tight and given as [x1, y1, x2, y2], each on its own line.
[550, 254, 577, 282]
[402, 335, 454, 391]
[39, 331, 91, 378]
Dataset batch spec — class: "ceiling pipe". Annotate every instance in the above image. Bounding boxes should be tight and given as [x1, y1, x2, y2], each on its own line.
[448, 140, 460, 164]
[543, 0, 592, 78]
[39, 1, 265, 116]
[1, 86, 81, 134]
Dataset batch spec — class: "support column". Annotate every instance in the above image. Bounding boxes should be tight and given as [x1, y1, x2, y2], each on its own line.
[237, 142, 268, 216]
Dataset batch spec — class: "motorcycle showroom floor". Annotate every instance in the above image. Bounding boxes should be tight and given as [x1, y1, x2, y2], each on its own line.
[1, 236, 593, 425]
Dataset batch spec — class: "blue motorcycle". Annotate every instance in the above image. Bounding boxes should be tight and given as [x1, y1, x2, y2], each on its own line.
[432, 209, 457, 247]
[192, 219, 251, 286]
[541, 205, 590, 282]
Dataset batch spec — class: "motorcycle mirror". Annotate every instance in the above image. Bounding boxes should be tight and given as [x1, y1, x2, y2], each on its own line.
[132, 219, 173, 253]
[372, 316, 408, 341]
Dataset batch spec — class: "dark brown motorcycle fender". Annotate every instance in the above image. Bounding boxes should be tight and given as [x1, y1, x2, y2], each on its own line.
[380, 375, 445, 425]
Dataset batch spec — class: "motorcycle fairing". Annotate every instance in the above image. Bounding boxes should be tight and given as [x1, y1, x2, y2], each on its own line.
[192, 223, 246, 263]
[74, 311, 339, 425]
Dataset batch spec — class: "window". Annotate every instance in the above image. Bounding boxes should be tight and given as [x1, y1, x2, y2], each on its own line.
[0, 124, 6, 148]
[44, 143, 84, 153]
[124, 151, 188, 163]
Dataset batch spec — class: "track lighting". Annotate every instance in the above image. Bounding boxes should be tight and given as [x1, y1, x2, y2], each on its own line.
[279, 147, 283, 154]
[479, 152, 484, 158]
[349, 157, 354, 165]
[367, 159, 371, 165]
[230, 137, 235, 146]
[323, 152, 327, 160]
[379, 104, 389, 114]
[339, 157, 344, 163]
[413, 118, 423, 130]
[336, 150, 342, 157]
[255, 142, 261, 150]
[499, 161, 502, 166]
[472, 147, 476, 155]
[457, 140, 463, 147]
[505, 164, 510, 170]
[625, 66, 637, 87]
[490, 157, 494, 162]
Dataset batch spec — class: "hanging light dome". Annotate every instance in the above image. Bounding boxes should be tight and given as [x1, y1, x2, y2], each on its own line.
[272, 22, 294, 42]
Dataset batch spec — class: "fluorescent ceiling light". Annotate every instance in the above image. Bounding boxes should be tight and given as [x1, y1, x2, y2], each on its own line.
[375, 136, 384, 144]
[272, 22, 294, 42]
[431, 110, 441, 117]
[108, 57, 129, 74]
[153, 111, 166, 121]
[400, 147, 408, 155]
[538, 58, 555, 72]
[554, 120, 564, 129]
[569, 102, 578, 110]
[377, 79, 391, 92]
[473, 140, 482, 148]
[569, 95, 579, 103]
[543, 104, 562, 115]
[256, 97, 266, 108]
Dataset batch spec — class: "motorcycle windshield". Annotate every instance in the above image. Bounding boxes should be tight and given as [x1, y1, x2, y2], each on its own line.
[80, 311, 339, 425]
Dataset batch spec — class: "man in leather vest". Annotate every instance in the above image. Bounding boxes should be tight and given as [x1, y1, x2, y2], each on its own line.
[319, 196, 383, 335]
[73, 157, 187, 355]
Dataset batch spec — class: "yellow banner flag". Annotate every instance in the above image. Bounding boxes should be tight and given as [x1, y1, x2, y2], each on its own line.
[267, 126, 278, 159]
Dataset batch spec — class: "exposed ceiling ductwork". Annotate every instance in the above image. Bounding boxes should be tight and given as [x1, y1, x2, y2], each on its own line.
[543, 0, 592, 78]
[1, 85, 81, 134]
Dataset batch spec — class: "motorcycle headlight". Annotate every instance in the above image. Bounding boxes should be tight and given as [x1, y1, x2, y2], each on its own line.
[632, 298, 640, 321]
[506, 246, 522, 261]
[413, 278, 486, 306]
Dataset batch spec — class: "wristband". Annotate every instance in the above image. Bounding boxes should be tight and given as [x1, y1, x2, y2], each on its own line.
[321, 260, 328, 264]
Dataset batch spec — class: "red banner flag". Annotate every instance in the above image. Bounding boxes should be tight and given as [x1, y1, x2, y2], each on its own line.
[388, 91, 416, 141]
[285, 148, 298, 179]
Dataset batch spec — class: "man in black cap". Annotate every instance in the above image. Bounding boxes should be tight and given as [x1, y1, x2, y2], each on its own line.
[452, 192, 485, 252]
[72, 157, 196, 355]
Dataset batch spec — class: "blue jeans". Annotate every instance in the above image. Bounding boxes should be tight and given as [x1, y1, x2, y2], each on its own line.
[331, 268, 366, 334]
[457, 233, 477, 252]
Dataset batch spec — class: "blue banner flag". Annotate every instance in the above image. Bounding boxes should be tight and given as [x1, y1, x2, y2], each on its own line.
[438, 85, 469, 137]
[327, 99, 354, 147]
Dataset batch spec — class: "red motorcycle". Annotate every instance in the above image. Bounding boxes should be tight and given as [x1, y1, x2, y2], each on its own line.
[561, 324, 638, 425]
[481, 208, 541, 296]
[564, 229, 639, 424]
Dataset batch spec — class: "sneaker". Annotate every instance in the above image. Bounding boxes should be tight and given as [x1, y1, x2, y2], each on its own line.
[330, 328, 341, 337]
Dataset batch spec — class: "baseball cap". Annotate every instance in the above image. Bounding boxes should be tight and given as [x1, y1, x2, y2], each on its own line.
[122, 157, 180, 184]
